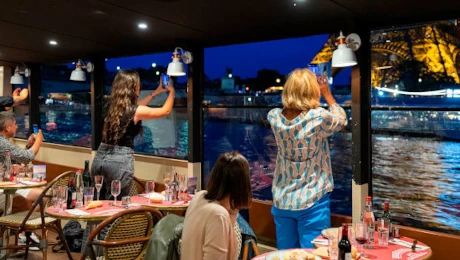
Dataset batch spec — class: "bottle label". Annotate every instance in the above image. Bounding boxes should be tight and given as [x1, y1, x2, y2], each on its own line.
[345, 253, 351, 260]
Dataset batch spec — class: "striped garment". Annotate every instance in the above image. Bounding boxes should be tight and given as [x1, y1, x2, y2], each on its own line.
[267, 103, 347, 210]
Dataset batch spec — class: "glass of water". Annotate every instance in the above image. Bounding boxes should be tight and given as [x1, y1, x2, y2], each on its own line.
[145, 180, 155, 204]
[378, 218, 390, 247]
[84, 187, 95, 206]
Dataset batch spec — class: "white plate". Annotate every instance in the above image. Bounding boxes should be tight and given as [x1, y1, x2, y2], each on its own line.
[321, 227, 339, 239]
[265, 249, 321, 260]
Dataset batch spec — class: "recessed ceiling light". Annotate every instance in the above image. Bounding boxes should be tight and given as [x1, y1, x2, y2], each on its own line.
[138, 23, 148, 29]
[49, 40, 58, 45]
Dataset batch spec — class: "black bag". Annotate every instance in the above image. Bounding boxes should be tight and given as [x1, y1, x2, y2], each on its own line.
[53, 220, 85, 253]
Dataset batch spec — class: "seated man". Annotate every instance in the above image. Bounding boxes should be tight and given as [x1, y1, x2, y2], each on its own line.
[0, 88, 29, 112]
[0, 111, 44, 213]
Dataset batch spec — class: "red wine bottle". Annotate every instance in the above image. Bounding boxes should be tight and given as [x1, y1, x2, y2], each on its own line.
[338, 223, 352, 260]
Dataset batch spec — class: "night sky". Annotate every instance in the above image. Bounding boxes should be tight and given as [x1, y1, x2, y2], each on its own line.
[105, 34, 352, 86]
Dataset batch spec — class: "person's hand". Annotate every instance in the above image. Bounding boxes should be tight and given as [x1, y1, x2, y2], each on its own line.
[13, 88, 21, 96]
[27, 133, 36, 147]
[19, 88, 29, 99]
[318, 73, 331, 98]
[152, 79, 169, 96]
[165, 84, 175, 94]
[35, 129, 44, 142]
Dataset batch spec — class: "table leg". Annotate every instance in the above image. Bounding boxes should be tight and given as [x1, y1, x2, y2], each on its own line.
[1, 191, 15, 258]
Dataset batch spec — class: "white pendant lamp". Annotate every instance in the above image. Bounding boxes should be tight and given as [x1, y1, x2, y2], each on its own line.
[10, 66, 24, 84]
[167, 47, 193, 76]
[70, 59, 94, 81]
[332, 31, 361, 68]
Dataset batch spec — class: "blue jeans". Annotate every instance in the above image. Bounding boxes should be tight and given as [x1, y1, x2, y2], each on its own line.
[272, 193, 331, 249]
[91, 143, 134, 200]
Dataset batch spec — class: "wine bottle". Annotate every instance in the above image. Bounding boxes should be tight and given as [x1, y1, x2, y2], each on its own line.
[83, 160, 92, 187]
[382, 201, 393, 238]
[67, 176, 76, 209]
[338, 223, 352, 260]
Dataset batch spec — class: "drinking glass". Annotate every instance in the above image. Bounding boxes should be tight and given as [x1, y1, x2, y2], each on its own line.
[51, 187, 59, 211]
[94, 175, 104, 200]
[84, 187, 95, 206]
[377, 218, 390, 247]
[18, 165, 26, 182]
[57, 186, 68, 213]
[328, 236, 338, 260]
[111, 180, 121, 205]
[145, 180, 155, 204]
[177, 174, 188, 200]
[354, 222, 368, 257]
[163, 172, 173, 191]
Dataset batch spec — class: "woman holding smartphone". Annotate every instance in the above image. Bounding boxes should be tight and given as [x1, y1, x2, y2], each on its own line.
[91, 70, 175, 200]
[267, 68, 347, 249]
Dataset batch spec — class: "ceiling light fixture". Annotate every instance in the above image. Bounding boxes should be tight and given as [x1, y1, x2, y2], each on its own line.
[49, 40, 58, 45]
[10, 65, 30, 85]
[167, 47, 193, 76]
[332, 31, 361, 68]
[138, 23, 148, 29]
[70, 59, 94, 81]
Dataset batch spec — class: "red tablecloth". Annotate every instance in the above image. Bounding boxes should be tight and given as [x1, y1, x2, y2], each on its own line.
[252, 249, 315, 260]
[315, 232, 432, 260]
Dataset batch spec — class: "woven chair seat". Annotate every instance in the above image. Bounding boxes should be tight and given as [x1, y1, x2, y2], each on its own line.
[0, 210, 56, 228]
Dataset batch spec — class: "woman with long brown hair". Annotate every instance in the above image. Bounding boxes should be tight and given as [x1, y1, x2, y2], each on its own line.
[91, 70, 175, 200]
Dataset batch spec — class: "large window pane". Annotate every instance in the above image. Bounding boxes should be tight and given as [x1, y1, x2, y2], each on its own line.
[40, 64, 91, 147]
[203, 35, 353, 216]
[105, 53, 188, 159]
[371, 19, 460, 236]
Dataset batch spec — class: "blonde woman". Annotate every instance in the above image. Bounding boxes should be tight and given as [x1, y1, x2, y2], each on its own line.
[267, 68, 347, 249]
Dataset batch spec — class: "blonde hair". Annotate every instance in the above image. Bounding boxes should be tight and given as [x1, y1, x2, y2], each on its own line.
[282, 68, 320, 111]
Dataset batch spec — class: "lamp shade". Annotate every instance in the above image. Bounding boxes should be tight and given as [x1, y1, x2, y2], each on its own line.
[10, 74, 24, 85]
[332, 44, 357, 68]
[70, 67, 86, 81]
[167, 59, 186, 76]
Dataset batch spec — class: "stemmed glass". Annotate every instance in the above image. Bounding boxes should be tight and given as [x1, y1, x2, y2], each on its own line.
[354, 222, 368, 257]
[145, 180, 155, 204]
[94, 175, 104, 201]
[111, 180, 121, 206]
[177, 174, 188, 200]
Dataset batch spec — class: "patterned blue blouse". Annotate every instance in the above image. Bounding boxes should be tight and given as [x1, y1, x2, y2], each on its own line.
[267, 103, 347, 211]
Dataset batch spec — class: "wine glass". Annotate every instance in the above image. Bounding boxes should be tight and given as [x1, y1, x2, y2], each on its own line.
[145, 180, 155, 204]
[177, 174, 188, 200]
[94, 175, 104, 200]
[111, 180, 121, 205]
[354, 222, 368, 257]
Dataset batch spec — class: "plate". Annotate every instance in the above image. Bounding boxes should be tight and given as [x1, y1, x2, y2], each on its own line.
[321, 228, 339, 239]
[265, 249, 321, 260]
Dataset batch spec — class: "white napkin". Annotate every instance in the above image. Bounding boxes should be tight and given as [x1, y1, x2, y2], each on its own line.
[65, 209, 90, 216]
[389, 238, 430, 250]
[311, 238, 329, 246]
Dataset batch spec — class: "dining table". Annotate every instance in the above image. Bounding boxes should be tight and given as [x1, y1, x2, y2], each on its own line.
[312, 230, 432, 260]
[0, 180, 47, 215]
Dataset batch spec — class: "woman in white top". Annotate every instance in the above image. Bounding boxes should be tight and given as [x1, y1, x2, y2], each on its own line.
[181, 152, 252, 260]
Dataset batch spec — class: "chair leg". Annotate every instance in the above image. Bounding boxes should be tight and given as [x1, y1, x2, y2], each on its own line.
[56, 220, 72, 259]
[41, 229, 49, 260]
[242, 244, 249, 260]
[24, 231, 31, 260]
[251, 242, 260, 255]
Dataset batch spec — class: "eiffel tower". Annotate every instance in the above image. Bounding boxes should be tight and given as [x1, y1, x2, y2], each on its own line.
[311, 20, 460, 88]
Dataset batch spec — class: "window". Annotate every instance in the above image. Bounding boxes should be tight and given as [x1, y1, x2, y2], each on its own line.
[203, 35, 353, 216]
[105, 53, 188, 159]
[40, 63, 91, 147]
[371, 19, 460, 235]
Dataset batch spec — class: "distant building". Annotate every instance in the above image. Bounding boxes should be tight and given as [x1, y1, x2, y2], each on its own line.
[221, 77, 235, 92]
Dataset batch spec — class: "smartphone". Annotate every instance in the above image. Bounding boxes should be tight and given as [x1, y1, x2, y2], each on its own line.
[33, 124, 38, 135]
[162, 74, 169, 88]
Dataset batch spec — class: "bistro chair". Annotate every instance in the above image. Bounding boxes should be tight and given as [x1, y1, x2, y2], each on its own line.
[81, 207, 163, 260]
[0, 170, 74, 260]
